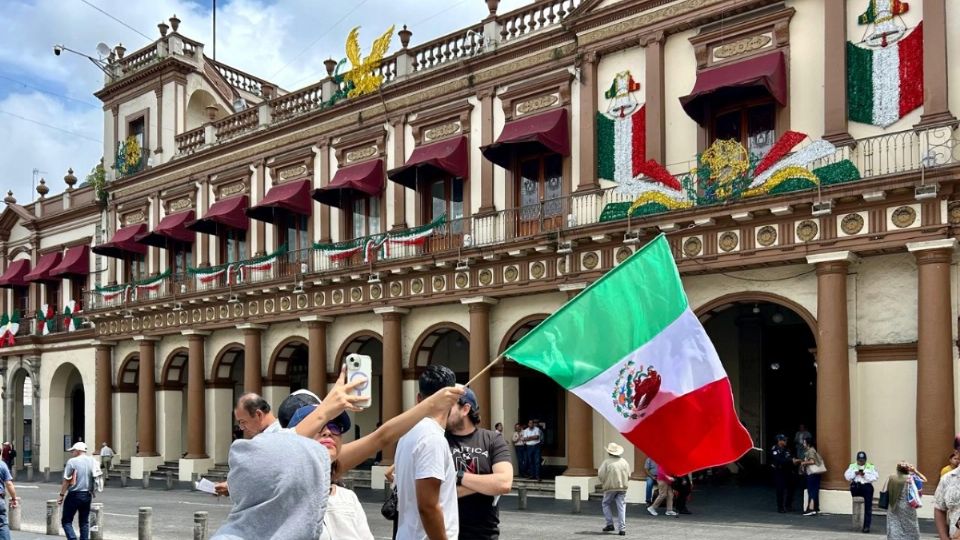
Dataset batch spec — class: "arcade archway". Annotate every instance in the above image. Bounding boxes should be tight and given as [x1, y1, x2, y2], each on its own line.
[412, 324, 470, 384]
[9, 367, 34, 468]
[269, 339, 309, 394]
[48, 362, 86, 468]
[160, 349, 189, 459]
[212, 345, 245, 441]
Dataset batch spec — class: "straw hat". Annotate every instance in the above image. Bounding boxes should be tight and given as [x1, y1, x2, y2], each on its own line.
[605, 442, 624, 457]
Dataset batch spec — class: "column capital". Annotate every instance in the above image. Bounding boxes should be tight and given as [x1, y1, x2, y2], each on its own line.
[236, 323, 268, 331]
[461, 296, 498, 306]
[806, 251, 858, 266]
[907, 238, 957, 253]
[91, 340, 115, 349]
[133, 335, 161, 342]
[180, 330, 211, 337]
[374, 307, 410, 315]
[300, 315, 334, 324]
[638, 30, 665, 47]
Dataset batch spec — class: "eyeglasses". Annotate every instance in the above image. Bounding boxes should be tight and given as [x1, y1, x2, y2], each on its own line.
[324, 423, 344, 436]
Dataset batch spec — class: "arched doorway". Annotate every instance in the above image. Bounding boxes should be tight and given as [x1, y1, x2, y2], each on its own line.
[500, 317, 566, 476]
[116, 354, 140, 457]
[47, 362, 86, 469]
[160, 350, 189, 459]
[698, 294, 817, 481]
[412, 324, 470, 384]
[9, 368, 34, 468]
[212, 345, 245, 441]
[269, 339, 309, 394]
[336, 332, 383, 442]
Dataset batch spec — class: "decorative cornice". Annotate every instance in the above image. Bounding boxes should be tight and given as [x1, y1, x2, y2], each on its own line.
[856, 342, 918, 362]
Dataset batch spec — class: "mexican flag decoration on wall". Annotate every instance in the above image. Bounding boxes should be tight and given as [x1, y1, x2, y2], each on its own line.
[847, 0, 923, 128]
[63, 300, 82, 332]
[37, 304, 55, 335]
[0, 311, 20, 347]
[597, 71, 646, 183]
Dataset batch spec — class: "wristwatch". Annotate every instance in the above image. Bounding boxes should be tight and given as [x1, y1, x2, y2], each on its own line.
[456, 470, 465, 486]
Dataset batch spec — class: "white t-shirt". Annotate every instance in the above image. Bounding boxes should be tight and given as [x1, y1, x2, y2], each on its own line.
[318, 486, 373, 540]
[395, 418, 458, 540]
[522, 427, 542, 446]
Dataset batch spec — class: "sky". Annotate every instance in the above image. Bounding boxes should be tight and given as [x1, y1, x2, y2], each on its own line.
[0, 0, 532, 205]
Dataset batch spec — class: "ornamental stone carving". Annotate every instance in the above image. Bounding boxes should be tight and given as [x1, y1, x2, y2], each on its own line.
[713, 34, 772, 60]
[841, 214, 864, 235]
[516, 94, 558, 116]
[683, 237, 703, 257]
[718, 231, 739, 252]
[891, 206, 917, 228]
[756, 226, 777, 247]
[796, 220, 819, 242]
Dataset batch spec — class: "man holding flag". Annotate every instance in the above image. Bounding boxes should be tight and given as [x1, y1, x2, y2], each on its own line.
[502, 235, 753, 477]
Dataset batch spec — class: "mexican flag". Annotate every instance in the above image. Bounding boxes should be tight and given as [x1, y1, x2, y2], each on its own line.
[858, 0, 909, 24]
[503, 235, 752, 476]
[847, 22, 923, 128]
[597, 106, 646, 184]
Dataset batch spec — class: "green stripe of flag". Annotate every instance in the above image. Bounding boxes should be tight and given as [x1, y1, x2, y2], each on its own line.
[504, 235, 688, 389]
[597, 113, 615, 181]
[847, 41, 874, 125]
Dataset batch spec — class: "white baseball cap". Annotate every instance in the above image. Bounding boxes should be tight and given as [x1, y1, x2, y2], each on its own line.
[68, 442, 88, 453]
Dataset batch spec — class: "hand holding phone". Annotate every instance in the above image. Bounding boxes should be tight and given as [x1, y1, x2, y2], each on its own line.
[345, 353, 372, 408]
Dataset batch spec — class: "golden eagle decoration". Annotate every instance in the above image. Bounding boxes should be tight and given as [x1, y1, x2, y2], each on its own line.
[343, 25, 395, 99]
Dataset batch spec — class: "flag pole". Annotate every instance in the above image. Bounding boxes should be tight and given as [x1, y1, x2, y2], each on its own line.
[465, 352, 505, 388]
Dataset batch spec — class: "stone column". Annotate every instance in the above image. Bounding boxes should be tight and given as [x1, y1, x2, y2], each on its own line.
[238, 324, 266, 395]
[197, 180, 209, 267]
[917, 0, 958, 128]
[560, 283, 595, 476]
[376, 307, 408, 465]
[94, 343, 113, 449]
[806, 252, 855, 489]
[183, 331, 209, 459]
[823, 0, 855, 145]
[576, 52, 599, 192]
[301, 316, 333, 397]
[462, 297, 497, 428]
[390, 116, 407, 230]
[318, 141, 332, 242]
[908, 238, 956, 490]
[477, 89, 496, 214]
[641, 32, 667, 164]
[135, 337, 160, 457]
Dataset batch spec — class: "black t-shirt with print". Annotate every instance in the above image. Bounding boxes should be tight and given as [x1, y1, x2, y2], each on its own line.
[446, 427, 511, 539]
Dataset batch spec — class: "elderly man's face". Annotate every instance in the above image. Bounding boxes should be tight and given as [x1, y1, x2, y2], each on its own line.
[235, 407, 264, 439]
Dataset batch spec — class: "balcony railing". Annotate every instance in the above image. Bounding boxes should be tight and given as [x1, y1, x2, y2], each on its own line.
[115, 142, 150, 178]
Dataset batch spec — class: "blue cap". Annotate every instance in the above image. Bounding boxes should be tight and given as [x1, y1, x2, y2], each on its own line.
[288, 404, 351, 434]
[460, 387, 479, 411]
[857, 451, 867, 460]
[775, 434, 787, 441]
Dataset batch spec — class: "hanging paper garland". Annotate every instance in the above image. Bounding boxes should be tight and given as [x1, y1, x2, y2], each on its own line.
[95, 283, 130, 303]
[134, 270, 172, 296]
[237, 246, 287, 283]
[314, 238, 366, 262]
[363, 236, 388, 263]
[386, 215, 446, 248]
[0, 311, 20, 347]
[63, 300, 82, 332]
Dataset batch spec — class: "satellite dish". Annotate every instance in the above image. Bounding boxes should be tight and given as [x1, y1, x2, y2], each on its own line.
[96, 43, 112, 58]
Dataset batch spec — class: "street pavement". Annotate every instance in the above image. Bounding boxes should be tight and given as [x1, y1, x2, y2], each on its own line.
[7, 479, 937, 539]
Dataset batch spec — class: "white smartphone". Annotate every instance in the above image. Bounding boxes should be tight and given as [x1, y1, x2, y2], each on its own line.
[345, 353, 372, 408]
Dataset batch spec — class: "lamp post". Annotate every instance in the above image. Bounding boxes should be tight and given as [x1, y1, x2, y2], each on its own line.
[52, 44, 115, 80]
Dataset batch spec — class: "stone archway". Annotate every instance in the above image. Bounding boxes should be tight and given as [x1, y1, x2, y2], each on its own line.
[212, 344, 245, 445]
[695, 292, 819, 482]
[410, 323, 470, 384]
[8, 366, 34, 470]
[115, 354, 140, 458]
[46, 362, 87, 470]
[268, 338, 310, 394]
[159, 349, 188, 460]
[335, 331, 383, 441]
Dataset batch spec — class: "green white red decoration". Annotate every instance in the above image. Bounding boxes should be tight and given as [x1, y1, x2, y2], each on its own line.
[237, 246, 286, 282]
[96, 283, 130, 303]
[37, 304, 55, 335]
[188, 246, 287, 286]
[314, 215, 446, 263]
[134, 270, 171, 299]
[63, 300, 82, 332]
[597, 71, 646, 183]
[385, 215, 445, 249]
[847, 0, 923, 127]
[0, 311, 20, 347]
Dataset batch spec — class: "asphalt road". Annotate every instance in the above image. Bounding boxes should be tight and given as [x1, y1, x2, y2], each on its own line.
[7, 481, 935, 539]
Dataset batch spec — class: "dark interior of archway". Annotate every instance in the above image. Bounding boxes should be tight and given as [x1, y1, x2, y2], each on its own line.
[287, 345, 309, 393]
[70, 384, 85, 445]
[702, 301, 816, 485]
[228, 350, 245, 439]
[428, 330, 469, 384]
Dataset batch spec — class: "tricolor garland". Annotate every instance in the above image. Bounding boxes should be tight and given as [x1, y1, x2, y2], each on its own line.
[0, 311, 20, 347]
[187, 246, 287, 285]
[63, 300, 82, 332]
[385, 215, 446, 248]
[95, 283, 130, 303]
[36, 304, 55, 336]
[134, 270, 171, 297]
[314, 215, 446, 262]
[237, 246, 287, 282]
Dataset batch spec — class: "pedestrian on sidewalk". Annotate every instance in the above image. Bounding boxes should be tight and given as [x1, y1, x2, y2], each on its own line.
[648, 464, 677, 517]
[771, 434, 795, 513]
[934, 437, 960, 540]
[643, 458, 657, 505]
[673, 474, 693, 515]
[446, 388, 513, 540]
[598, 442, 631, 535]
[58, 442, 97, 540]
[889, 461, 926, 540]
[98, 443, 114, 477]
[512, 424, 526, 478]
[799, 437, 825, 516]
[844, 451, 878, 533]
[521, 420, 542, 481]
[0, 458, 19, 540]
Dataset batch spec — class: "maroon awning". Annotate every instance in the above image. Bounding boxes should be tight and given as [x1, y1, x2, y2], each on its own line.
[247, 179, 312, 223]
[137, 210, 196, 248]
[92, 223, 149, 259]
[51, 245, 90, 278]
[24, 252, 63, 283]
[388, 137, 468, 189]
[0, 259, 31, 288]
[679, 51, 787, 124]
[187, 195, 249, 235]
[481, 108, 569, 169]
[312, 159, 384, 209]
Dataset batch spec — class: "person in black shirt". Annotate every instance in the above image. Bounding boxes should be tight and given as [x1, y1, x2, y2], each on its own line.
[770, 434, 797, 513]
[446, 388, 513, 540]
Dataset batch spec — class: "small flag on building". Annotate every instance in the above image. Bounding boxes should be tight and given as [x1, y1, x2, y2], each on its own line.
[503, 235, 752, 476]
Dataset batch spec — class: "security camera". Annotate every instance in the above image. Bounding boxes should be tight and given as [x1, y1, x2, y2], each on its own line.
[53, 45, 63, 56]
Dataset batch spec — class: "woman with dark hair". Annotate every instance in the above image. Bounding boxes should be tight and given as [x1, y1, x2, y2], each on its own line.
[799, 437, 825, 516]
[886, 461, 926, 539]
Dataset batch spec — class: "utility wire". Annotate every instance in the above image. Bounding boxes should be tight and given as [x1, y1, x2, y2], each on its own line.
[78, 0, 152, 42]
[270, 0, 373, 80]
[0, 74, 99, 108]
[0, 110, 102, 144]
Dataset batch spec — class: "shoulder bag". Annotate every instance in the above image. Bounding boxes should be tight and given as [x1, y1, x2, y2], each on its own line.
[381, 486, 398, 521]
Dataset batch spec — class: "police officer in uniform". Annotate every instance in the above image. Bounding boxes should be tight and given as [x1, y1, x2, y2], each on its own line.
[771, 434, 797, 513]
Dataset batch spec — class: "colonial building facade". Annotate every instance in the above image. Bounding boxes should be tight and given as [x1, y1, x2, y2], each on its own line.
[2, 0, 960, 514]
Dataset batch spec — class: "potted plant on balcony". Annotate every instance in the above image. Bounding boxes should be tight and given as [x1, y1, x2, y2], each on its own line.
[85, 160, 108, 206]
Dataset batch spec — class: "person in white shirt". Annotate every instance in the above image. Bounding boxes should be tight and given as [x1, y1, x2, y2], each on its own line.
[396, 365, 459, 540]
[843, 451, 878, 533]
[99, 442, 115, 476]
[521, 420, 543, 481]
